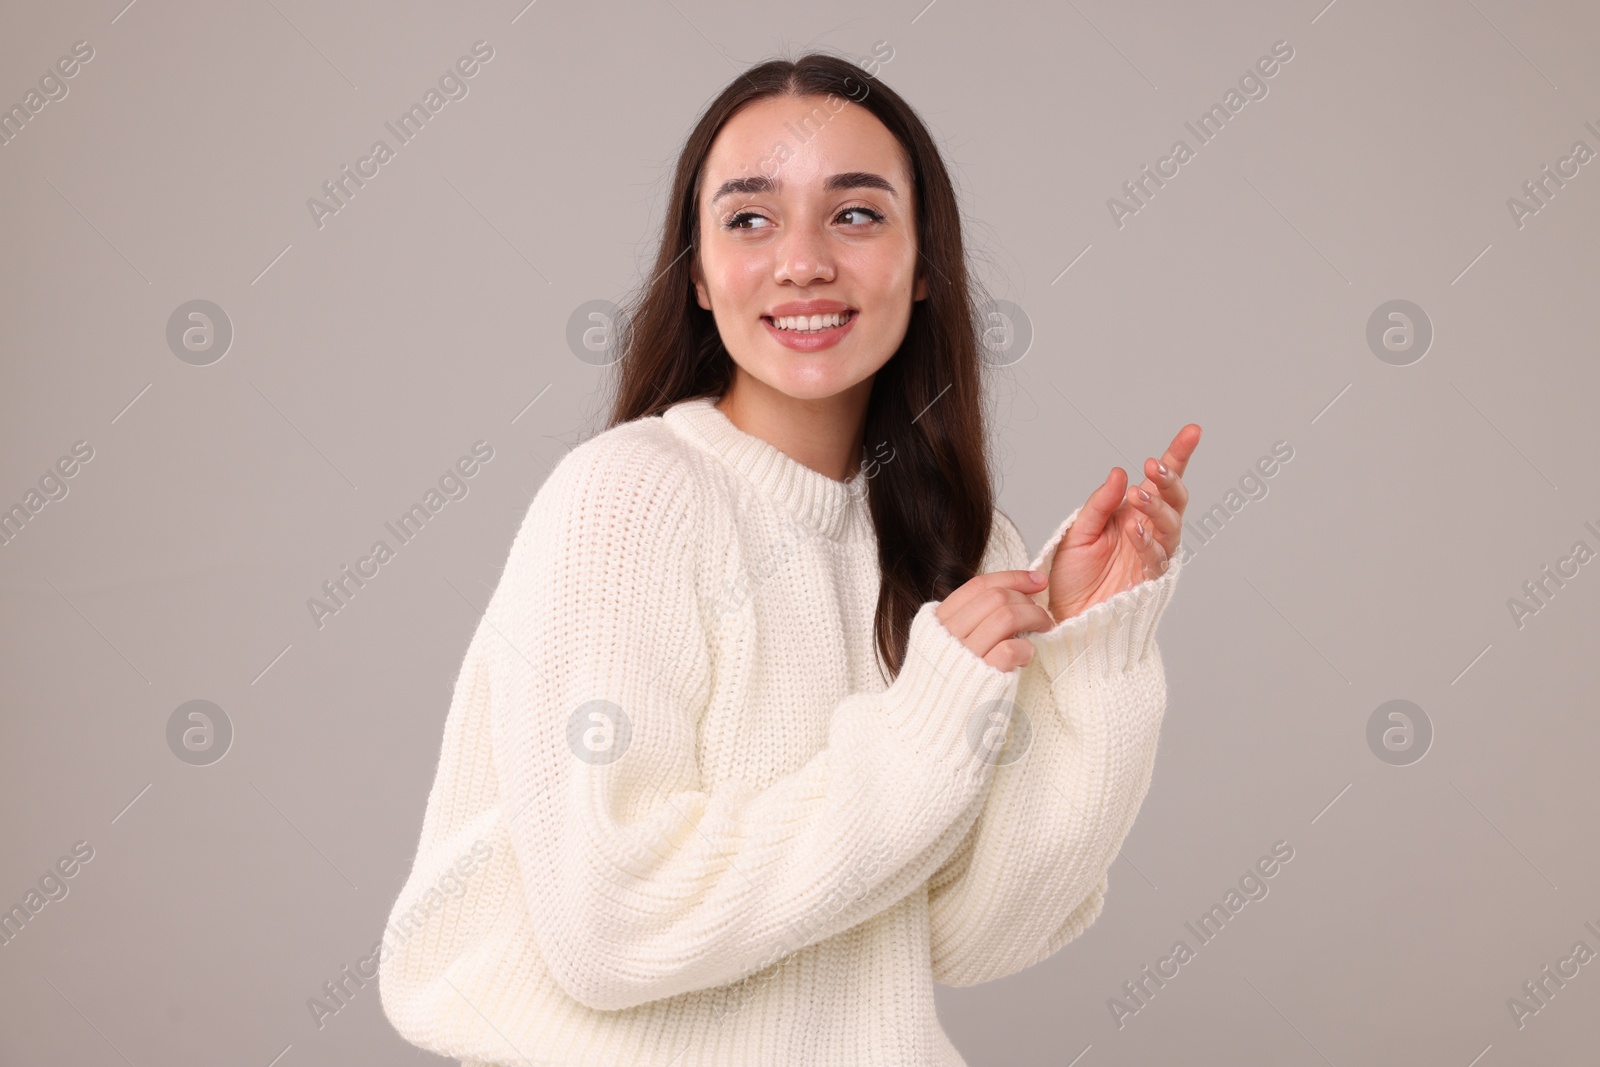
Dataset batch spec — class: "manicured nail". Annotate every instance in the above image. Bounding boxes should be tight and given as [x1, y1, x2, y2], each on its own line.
[1157, 462, 1169, 476]
[1029, 571, 1046, 584]
[1137, 487, 1151, 502]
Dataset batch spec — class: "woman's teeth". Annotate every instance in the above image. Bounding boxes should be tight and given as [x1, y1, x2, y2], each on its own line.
[770, 311, 853, 332]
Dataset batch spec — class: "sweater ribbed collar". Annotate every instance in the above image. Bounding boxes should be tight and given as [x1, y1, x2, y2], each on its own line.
[663, 396, 869, 541]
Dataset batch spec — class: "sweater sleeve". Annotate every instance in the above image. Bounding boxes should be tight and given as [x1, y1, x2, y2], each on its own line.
[484, 440, 1021, 1012]
[927, 506, 1180, 987]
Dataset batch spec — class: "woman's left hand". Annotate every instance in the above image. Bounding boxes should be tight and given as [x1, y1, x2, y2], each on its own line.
[1046, 425, 1201, 623]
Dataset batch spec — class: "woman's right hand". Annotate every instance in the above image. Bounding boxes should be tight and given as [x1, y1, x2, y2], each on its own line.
[935, 570, 1057, 671]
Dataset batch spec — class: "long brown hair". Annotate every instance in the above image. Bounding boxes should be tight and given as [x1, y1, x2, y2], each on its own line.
[606, 51, 996, 682]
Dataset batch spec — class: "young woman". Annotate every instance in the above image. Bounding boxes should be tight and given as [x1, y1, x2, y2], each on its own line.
[380, 52, 1200, 1067]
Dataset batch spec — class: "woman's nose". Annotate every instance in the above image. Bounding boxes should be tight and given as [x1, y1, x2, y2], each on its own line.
[774, 225, 836, 285]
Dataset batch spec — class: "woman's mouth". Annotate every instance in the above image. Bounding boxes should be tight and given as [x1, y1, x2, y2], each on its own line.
[762, 309, 857, 351]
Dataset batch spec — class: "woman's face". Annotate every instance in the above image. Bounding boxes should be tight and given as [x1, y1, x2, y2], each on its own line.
[691, 93, 927, 403]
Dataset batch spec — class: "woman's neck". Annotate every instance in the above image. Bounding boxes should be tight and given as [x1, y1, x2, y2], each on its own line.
[714, 375, 871, 484]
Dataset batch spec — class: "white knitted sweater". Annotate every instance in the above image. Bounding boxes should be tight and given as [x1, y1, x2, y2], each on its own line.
[377, 395, 1180, 1066]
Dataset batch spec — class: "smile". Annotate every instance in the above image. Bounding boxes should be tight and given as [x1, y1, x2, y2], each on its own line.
[761, 310, 857, 351]
[767, 310, 855, 332]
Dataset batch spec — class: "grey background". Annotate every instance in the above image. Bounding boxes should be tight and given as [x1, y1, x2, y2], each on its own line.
[2, 0, 1597, 1064]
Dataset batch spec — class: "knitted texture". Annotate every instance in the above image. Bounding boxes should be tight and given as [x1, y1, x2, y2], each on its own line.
[377, 396, 1181, 1066]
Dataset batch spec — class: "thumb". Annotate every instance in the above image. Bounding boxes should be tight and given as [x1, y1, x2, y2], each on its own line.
[1065, 467, 1127, 545]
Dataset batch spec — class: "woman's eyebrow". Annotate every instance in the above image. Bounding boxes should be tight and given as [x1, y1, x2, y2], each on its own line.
[710, 171, 899, 203]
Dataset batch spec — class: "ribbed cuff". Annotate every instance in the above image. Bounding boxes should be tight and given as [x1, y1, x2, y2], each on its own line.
[879, 600, 1019, 778]
[1029, 557, 1181, 688]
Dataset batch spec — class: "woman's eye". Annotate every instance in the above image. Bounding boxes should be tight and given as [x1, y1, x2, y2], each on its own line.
[838, 206, 886, 226]
[722, 207, 885, 230]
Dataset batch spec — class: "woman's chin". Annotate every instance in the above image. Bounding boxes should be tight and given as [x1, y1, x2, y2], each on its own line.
[757, 360, 882, 398]
[771, 375, 867, 402]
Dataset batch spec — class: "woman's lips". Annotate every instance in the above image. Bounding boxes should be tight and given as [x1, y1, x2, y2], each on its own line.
[761, 310, 857, 351]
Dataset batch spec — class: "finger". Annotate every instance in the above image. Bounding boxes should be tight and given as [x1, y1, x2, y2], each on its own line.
[967, 597, 1057, 650]
[1125, 508, 1173, 579]
[941, 585, 1056, 646]
[984, 637, 1036, 672]
[1139, 525, 1171, 579]
[937, 570, 1048, 632]
[1122, 480, 1181, 556]
[1156, 424, 1203, 480]
[1141, 455, 1189, 516]
[943, 585, 1057, 645]
[1129, 428, 1198, 538]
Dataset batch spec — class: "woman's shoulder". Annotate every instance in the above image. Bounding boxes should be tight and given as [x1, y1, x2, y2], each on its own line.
[520, 409, 716, 541]
[483, 412, 720, 657]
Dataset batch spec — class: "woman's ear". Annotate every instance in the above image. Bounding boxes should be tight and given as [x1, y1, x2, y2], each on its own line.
[690, 260, 712, 311]
[914, 272, 928, 302]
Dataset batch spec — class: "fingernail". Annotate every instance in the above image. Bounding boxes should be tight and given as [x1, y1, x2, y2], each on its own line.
[1157, 462, 1169, 476]
[1029, 571, 1046, 584]
[1137, 488, 1151, 502]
